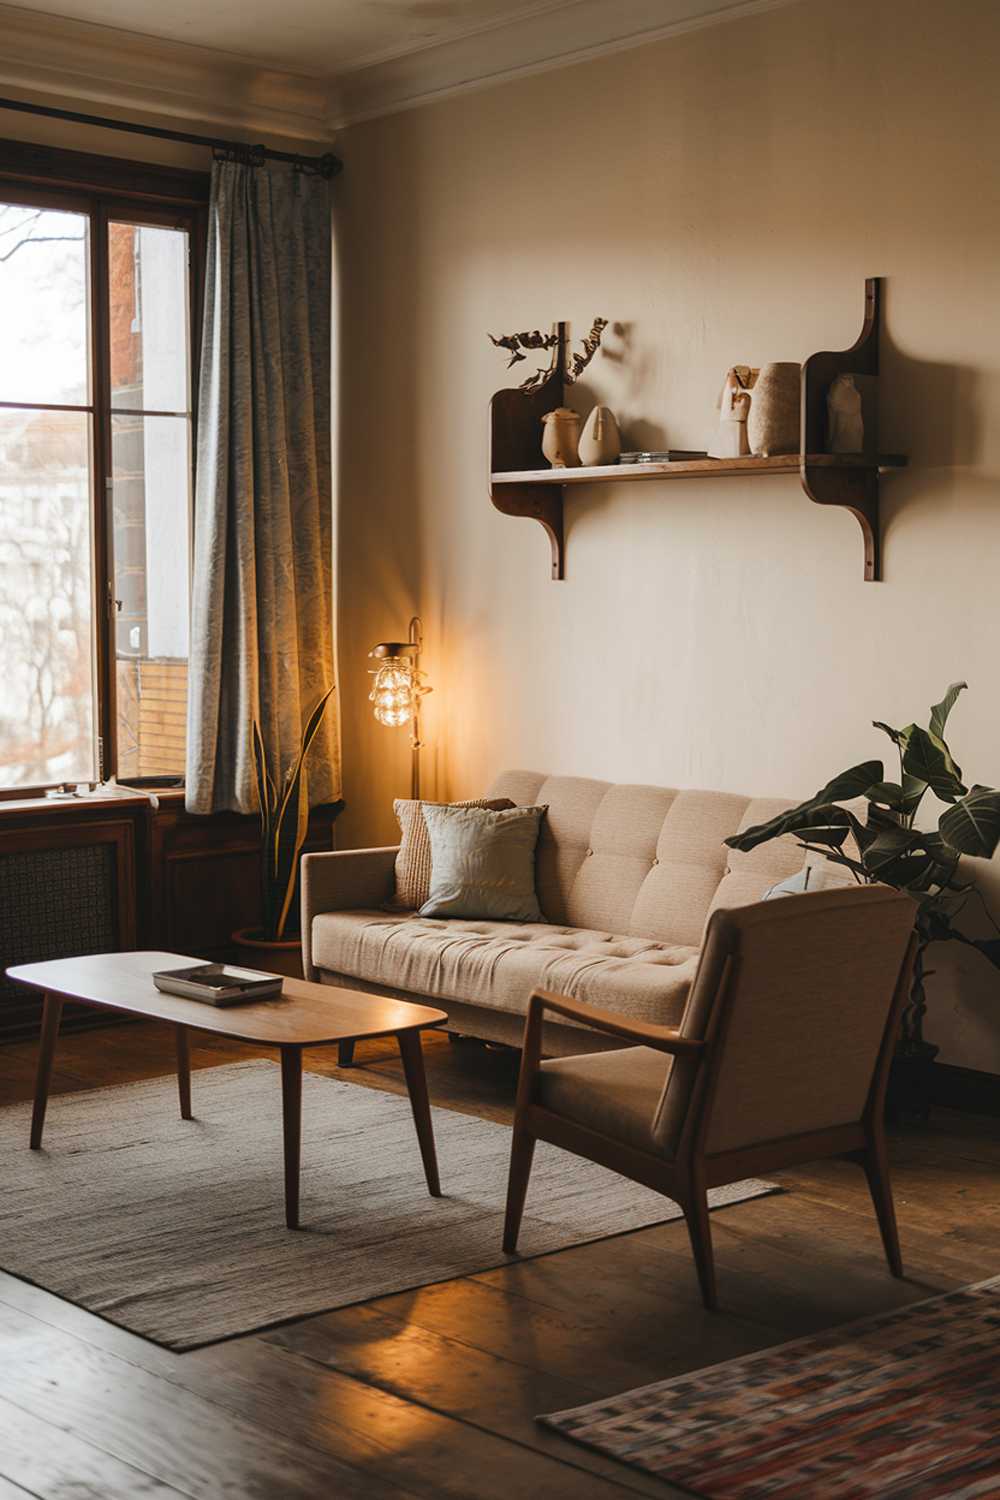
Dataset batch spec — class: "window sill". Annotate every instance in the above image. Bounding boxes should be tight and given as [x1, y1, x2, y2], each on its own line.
[0, 787, 178, 819]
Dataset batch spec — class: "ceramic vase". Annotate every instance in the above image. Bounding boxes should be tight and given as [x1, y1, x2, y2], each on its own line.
[541, 407, 582, 468]
[826, 373, 865, 452]
[708, 367, 753, 459]
[747, 361, 800, 457]
[578, 405, 621, 466]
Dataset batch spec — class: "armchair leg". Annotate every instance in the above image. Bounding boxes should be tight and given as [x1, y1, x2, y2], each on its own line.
[860, 1132, 903, 1277]
[338, 1040, 356, 1068]
[681, 1182, 718, 1310]
[502, 1128, 536, 1253]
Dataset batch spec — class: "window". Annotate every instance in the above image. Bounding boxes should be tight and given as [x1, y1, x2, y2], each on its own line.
[0, 167, 203, 793]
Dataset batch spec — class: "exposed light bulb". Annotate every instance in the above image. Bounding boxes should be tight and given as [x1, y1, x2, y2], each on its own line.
[370, 658, 415, 727]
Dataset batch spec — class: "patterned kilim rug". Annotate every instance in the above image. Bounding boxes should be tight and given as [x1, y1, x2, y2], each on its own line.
[540, 1275, 1000, 1499]
[0, 1060, 777, 1350]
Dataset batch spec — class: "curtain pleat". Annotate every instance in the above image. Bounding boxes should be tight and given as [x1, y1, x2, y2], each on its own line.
[186, 160, 340, 814]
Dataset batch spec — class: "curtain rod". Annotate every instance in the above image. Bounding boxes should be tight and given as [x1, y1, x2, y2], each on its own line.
[0, 95, 342, 177]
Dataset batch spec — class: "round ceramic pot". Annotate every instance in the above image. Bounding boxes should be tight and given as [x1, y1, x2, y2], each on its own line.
[541, 407, 582, 468]
[231, 927, 303, 979]
[747, 361, 800, 457]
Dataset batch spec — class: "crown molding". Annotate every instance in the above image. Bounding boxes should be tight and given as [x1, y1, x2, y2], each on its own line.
[0, 2, 335, 148]
[332, 0, 801, 127]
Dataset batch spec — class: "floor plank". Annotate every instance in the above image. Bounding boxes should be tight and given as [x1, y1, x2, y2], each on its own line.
[1, 1019, 998, 1499]
[0, 1394, 186, 1500]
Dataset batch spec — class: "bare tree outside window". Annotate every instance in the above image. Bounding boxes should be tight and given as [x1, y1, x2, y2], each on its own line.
[0, 196, 194, 791]
[0, 204, 94, 787]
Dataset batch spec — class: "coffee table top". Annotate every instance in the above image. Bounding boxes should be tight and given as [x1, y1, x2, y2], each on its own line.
[6, 951, 448, 1046]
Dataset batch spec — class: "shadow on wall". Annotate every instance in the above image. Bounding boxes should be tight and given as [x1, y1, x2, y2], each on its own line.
[334, 134, 426, 848]
[880, 303, 993, 562]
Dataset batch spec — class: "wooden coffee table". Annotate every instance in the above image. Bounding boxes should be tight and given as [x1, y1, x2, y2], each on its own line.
[6, 951, 448, 1229]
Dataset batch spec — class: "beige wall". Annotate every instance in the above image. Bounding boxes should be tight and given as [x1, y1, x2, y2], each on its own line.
[336, 0, 1000, 1072]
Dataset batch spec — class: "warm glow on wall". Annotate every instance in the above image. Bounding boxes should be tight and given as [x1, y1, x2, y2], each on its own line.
[368, 617, 430, 797]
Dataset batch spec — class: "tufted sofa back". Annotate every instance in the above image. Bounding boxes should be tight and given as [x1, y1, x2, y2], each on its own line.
[488, 770, 807, 946]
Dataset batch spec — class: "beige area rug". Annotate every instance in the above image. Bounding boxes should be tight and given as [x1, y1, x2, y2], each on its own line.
[1, 1061, 778, 1349]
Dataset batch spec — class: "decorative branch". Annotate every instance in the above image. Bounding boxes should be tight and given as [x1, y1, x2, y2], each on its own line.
[565, 317, 609, 385]
[487, 318, 608, 392]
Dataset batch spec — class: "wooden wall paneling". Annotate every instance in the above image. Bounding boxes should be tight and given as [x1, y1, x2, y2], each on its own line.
[0, 810, 139, 1041]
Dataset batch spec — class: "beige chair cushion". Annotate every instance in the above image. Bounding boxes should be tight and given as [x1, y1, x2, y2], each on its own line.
[653, 885, 915, 1157]
[537, 1047, 671, 1153]
[310, 910, 698, 1025]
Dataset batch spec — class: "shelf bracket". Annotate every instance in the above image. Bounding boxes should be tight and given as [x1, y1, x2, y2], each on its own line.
[801, 277, 883, 581]
[489, 322, 568, 580]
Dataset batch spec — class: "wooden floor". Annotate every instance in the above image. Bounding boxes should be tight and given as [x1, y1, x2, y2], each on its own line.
[0, 1023, 998, 1500]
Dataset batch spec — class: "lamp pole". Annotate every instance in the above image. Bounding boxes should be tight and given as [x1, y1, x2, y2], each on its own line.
[408, 616, 423, 800]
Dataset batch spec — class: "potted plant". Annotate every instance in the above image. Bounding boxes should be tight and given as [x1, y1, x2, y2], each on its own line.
[724, 682, 1000, 1119]
[232, 687, 335, 978]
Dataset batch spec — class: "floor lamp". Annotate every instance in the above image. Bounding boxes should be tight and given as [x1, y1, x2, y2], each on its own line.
[368, 616, 430, 799]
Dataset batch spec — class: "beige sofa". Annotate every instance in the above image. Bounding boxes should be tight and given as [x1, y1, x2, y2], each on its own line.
[301, 770, 811, 1056]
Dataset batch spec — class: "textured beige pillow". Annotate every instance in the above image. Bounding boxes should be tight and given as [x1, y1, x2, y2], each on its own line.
[389, 797, 515, 910]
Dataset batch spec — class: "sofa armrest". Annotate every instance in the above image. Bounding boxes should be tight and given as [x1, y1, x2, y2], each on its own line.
[300, 847, 399, 979]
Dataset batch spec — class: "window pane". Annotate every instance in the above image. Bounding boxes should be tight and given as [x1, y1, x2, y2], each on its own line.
[109, 223, 190, 413]
[0, 203, 89, 407]
[0, 409, 97, 787]
[112, 414, 190, 779]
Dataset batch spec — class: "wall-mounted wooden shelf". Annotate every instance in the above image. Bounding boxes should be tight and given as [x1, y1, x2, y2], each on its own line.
[492, 453, 906, 486]
[488, 279, 906, 582]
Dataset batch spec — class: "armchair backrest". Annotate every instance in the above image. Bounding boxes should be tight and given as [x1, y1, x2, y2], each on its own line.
[651, 886, 915, 1157]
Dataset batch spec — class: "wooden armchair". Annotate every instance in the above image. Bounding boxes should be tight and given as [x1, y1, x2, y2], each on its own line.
[503, 885, 917, 1309]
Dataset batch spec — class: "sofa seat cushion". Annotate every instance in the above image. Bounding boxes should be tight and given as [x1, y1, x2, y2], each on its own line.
[537, 1047, 671, 1153]
[311, 911, 699, 1026]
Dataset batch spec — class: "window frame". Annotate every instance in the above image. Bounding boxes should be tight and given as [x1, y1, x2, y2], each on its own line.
[0, 142, 208, 800]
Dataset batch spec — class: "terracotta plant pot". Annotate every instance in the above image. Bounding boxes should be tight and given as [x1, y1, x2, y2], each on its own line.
[231, 927, 303, 979]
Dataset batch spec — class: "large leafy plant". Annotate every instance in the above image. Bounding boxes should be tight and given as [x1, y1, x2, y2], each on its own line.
[251, 687, 335, 941]
[725, 683, 1000, 1052]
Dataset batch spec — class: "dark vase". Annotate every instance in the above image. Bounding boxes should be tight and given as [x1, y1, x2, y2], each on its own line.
[231, 927, 303, 979]
[886, 1040, 939, 1123]
[887, 942, 937, 1123]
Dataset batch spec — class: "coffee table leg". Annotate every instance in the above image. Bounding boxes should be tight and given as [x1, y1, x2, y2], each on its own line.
[280, 1045, 303, 1229]
[30, 992, 63, 1150]
[397, 1030, 441, 1197]
[176, 1025, 192, 1120]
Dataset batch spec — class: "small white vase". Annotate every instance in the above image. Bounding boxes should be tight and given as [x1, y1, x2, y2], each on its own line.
[578, 405, 621, 466]
[541, 407, 582, 468]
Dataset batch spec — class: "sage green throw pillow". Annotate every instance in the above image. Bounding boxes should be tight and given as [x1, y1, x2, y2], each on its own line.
[419, 803, 547, 922]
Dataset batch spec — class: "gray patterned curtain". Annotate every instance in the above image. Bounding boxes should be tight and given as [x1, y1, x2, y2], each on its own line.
[186, 159, 340, 814]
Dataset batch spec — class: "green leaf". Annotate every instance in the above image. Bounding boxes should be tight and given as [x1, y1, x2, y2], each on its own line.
[873, 721, 908, 749]
[939, 786, 1000, 858]
[790, 816, 852, 848]
[724, 762, 882, 852]
[863, 825, 920, 871]
[902, 726, 967, 803]
[929, 681, 967, 744]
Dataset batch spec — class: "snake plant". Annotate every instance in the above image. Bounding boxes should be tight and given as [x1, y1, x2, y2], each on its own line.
[251, 686, 335, 941]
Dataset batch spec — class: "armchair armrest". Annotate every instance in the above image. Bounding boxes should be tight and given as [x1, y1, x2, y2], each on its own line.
[528, 988, 705, 1057]
[300, 847, 399, 979]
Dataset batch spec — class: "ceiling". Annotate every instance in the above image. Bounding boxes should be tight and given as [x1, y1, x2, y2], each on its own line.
[3, 0, 562, 77]
[0, 0, 796, 137]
